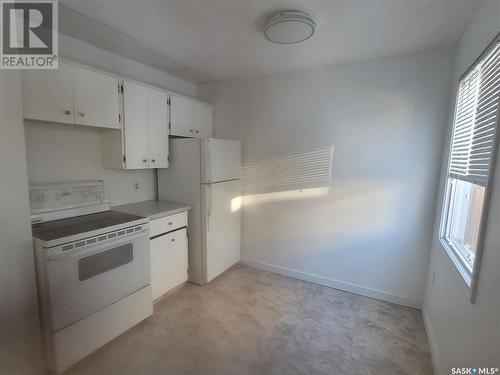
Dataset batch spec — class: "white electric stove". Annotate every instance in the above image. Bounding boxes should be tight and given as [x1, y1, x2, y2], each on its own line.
[30, 181, 153, 373]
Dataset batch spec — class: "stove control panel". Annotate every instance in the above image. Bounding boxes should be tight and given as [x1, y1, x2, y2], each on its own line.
[29, 181, 110, 223]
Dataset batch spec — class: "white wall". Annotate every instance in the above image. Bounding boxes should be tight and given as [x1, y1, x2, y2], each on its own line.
[423, 1, 500, 374]
[24, 34, 198, 206]
[0, 72, 45, 374]
[199, 47, 454, 307]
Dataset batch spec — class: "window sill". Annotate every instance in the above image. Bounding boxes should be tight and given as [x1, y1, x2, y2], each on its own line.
[438, 237, 473, 291]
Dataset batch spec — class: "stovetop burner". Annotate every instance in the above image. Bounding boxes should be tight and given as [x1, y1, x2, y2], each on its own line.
[32, 210, 146, 241]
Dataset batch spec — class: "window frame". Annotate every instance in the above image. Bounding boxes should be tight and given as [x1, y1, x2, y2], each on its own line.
[439, 33, 500, 303]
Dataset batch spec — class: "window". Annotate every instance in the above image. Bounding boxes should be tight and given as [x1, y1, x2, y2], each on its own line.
[440, 36, 500, 301]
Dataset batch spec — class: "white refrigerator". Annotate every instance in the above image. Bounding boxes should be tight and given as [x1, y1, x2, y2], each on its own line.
[158, 138, 241, 284]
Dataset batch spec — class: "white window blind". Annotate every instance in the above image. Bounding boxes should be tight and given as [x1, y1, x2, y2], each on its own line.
[241, 146, 334, 195]
[449, 42, 500, 186]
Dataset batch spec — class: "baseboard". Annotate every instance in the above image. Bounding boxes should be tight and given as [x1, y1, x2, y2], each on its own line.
[239, 258, 422, 309]
[153, 282, 187, 305]
[422, 303, 440, 375]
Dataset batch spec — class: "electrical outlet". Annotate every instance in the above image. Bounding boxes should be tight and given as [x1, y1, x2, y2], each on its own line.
[135, 182, 139, 191]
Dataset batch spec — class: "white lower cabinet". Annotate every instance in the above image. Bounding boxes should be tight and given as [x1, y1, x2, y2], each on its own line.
[150, 225, 188, 301]
[166, 229, 189, 290]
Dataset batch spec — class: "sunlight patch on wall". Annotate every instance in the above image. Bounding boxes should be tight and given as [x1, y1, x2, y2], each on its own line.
[240, 187, 330, 207]
[231, 196, 242, 212]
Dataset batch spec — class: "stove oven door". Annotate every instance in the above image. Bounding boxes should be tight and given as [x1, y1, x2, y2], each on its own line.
[45, 226, 150, 332]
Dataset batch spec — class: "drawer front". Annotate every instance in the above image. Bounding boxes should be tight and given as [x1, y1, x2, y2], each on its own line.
[149, 211, 187, 237]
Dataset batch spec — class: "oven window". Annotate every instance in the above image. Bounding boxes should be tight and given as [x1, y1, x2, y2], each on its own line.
[78, 243, 133, 281]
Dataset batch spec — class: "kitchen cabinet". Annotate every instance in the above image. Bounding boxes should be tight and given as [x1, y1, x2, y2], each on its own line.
[21, 63, 74, 124]
[166, 228, 189, 291]
[21, 62, 121, 129]
[194, 102, 214, 138]
[122, 81, 149, 169]
[147, 88, 170, 168]
[102, 81, 169, 169]
[72, 65, 121, 129]
[170, 94, 213, 138]
[150, 212, 189, 301]
[170, 95, 194, 137]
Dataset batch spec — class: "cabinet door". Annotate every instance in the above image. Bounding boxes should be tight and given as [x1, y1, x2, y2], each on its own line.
[170, 94, 194, 137]
[150, 235, 170, 300]
[123, 81, 149, 169]
[147, 88, 169, 168]
[194, 102, 213, 138]
[167, 228, 189, 289]
[150, 228, 188, 301]
[21, 63, 74, 124]
[73, 66, 121, 129]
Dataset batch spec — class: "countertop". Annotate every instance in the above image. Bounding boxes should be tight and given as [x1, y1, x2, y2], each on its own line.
[112, 200, 191, 221]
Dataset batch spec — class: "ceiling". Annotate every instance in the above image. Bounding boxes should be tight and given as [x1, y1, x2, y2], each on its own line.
[60, 0, 481, 84]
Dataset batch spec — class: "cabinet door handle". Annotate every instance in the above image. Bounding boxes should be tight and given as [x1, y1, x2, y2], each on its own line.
[171, 238, 176, 242]
[168, 222, 173, 225]
[189, 129, 194, 133]
[78, 112, 85, 117]
[151, 159, 156, 163]
[195, 130, 199, 134]
[142, 159, 147, 163]
[63, 110, 71, 115]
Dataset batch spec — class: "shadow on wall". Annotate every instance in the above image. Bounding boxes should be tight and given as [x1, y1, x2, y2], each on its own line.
[238, 177, 415, 297]
[235, 144, 405, 247]
[238, 179, 404, 248]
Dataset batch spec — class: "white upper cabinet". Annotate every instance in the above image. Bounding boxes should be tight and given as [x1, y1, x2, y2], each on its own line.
[122, 81, 149, 169]
[170, 94, 213, 138]
[147, 88, 169, 168]
[103, 80, 169, 170]
[194, 102, 213, 138]
[21, 62, 121, 129]
[170, 94, 194, 137]
[21, 63, 74, 124]
[73, 66, 121, 129]
[21, 59, 211, 169]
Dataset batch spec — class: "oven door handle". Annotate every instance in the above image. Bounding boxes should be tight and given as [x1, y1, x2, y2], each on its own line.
[47, 229, 148, 261]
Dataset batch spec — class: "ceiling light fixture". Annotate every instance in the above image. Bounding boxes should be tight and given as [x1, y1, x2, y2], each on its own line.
[264, 10, 316, 44]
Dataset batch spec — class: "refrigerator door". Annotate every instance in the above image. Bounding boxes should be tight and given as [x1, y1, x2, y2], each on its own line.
[202, 180, 241, 282]
[201, 138, 241, 183]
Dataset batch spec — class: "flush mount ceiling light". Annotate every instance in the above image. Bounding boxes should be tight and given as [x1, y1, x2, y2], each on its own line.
[264, 10, 316, 44]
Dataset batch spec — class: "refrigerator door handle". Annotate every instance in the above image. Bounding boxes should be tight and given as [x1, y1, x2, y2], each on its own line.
[207, 147, 212, 184]
[207, 184, 212, 232]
